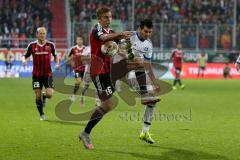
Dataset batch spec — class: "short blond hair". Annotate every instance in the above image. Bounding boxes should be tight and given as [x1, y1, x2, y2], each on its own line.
[36, 27, 47, 34]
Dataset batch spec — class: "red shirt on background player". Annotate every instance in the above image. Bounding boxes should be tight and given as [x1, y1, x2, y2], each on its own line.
[171, 44, 184, 69]
[22, 27, 59, 121]
[171, 43, 185, 90]
[67, 36, 91, 103]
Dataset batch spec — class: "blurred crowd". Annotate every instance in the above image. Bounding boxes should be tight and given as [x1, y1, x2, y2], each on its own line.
[70, 0, 240, 50]
[0, 0, 52, 48]
[0, 0, 239, 50]
[70, 0, 236, 25]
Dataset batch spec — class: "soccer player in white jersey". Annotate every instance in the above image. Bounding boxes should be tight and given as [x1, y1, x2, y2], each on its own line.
[128, 19, 160, 144]
[236, 54, 240, 72]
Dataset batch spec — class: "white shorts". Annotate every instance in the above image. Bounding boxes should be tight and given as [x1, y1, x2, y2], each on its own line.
[127, 70, 154, 92]
[83, 71, 92, 83]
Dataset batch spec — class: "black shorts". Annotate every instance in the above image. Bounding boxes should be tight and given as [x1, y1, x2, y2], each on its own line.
[32, 76, 54, 90]
[92, 73, 115, 101]
[175, 67, 182, 74]
[135, 71, 147, 95]
[199, 66, 205, 70]
[74, 71, 84, 79]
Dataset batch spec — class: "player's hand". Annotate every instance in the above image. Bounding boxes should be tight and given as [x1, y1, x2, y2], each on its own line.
[22, 56, 27, 66]
[153, 79, 161, 93]
[55, 64, 60, 70]
[121, 31, 133, 39]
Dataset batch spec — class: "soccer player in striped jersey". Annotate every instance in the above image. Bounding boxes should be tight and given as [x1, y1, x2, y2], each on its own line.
[22, 27, 59, 121]
[171, 43, 185, 90]
[79, 7, 132, 149]
[67, 36, 91, 105]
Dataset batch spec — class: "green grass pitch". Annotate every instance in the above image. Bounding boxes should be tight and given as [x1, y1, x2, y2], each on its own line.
[0, 78, 240, 160]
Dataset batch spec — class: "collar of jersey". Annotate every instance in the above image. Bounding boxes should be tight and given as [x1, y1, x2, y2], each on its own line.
[76, 45, 85, 50]
[136, 32, 145, 42]
[37, 40, 46, 47]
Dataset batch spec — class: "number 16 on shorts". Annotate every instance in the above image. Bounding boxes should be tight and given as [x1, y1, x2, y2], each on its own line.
[105, 86, 113, 96]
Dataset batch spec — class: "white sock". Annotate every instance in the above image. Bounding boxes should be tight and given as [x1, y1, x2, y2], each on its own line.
[142, 104, 155, 133]
[142, 124, 150, 133]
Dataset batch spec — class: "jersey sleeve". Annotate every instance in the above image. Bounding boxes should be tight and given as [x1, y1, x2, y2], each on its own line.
[92, 24, 104, 40]
[143, 43, 153, 61]
[171, 50, 176, 59]
[68, 48, 74, 57]
[24, 43, 32, 58]
[236, 55, 240, 64]
[51, 43, 56, 57]
[84, 47, 91, 56]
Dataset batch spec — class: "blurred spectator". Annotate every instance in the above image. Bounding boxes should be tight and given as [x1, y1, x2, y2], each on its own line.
[199, 34, 209, 49]
[69, 0, 235, 49]
[0, 0, 52, 48]
[220, 30, 231, 49]
[4, 47, 15, 75]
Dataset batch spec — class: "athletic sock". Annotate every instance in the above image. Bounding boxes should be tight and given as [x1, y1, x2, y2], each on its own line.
[84, 107, 106, 134]
[142, 104, 155, 133]
[81, 83, 90, 96]
[36, 99, 44, 115]
[73, 84, 80, 95]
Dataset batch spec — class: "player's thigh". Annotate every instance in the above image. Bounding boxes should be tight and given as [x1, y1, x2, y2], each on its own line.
[42, 76, 54, 89]
[75, 71, 84, 84]
[32, 76, 43, 95]
[92, 74, 115, 111]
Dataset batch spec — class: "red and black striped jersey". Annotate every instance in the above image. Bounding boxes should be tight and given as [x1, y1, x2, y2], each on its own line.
[68, 45, 90, 72]
[25, 40, 56, 77]
[171, 49, 184, 68]
[90, 23, 115, 76]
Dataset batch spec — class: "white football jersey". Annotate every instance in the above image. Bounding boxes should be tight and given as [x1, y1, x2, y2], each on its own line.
[236, 55, 240, 64]
[127, 32, 153, 90]
[130, 31, 153, 60]
[82, 46, 91, 72]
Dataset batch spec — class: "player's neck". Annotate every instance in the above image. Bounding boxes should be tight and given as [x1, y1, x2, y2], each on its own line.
[37, 40, 46, 46]
[103, 27, 110, 33]
[136, 32, 145, 42]
[77, 44, 84, 49]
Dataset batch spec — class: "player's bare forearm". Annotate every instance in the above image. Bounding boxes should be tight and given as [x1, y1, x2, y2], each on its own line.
[22, 56, 30, 65]
[100, 31, 132, 41]
[54, 56, 59, 64]
[144, 61, 161, 92]
[54, 56, 60, 69]
[144, 61, 155, 82]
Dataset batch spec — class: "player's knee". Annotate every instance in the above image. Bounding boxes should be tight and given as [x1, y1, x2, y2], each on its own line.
[101, 101, 113, 112]
[35, 94, 42, 100]
[76, 79, 82, 84]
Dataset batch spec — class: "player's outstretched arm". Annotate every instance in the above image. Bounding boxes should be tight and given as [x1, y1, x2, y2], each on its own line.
[22, 56, 29, 66]
[143, 61, 161, 93]
[54, 55, 60, 69]
[99, 31, 133, 42]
